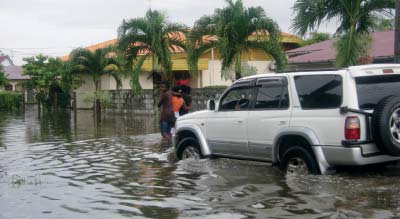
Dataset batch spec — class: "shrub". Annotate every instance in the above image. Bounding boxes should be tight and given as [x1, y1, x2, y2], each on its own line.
[0, 91, 23, 110]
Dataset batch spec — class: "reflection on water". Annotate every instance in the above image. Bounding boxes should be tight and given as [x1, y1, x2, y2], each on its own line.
[1, 106, 400, 219]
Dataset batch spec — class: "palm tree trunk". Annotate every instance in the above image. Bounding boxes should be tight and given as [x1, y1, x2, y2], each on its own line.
[395, 0, 400, 63]
[235, 53, 242, 80]
[94, 80, 101, 113]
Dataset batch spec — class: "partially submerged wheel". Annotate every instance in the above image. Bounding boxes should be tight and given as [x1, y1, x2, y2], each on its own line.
[181, 146, 202, 160]
[280, 146, 320, 175]
[373, 96, 400, 156]
[176, 137, 204, 160]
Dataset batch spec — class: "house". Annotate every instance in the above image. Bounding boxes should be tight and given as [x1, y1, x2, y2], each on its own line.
[3, 66, 30, 92]
[0, 55, 30, 92]
[61, 33, 302, 109]
[0, 55, 14, 67]
[287, 30, 395, 71]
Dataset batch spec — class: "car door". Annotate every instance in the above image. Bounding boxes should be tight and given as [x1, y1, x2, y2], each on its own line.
[205, 80, 255, 157]
[247, 77, 291, 160]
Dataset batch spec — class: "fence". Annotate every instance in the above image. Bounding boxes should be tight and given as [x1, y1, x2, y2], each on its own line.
[103, 88, 226, 114]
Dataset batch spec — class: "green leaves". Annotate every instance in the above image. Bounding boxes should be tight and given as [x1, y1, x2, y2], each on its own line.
[69, 47, 123, 91]
[300, 32, 331, 46]
[118, 9, 188, 90]
[188, 0, 286, 79]
[0, 65, 8, 86]
[335, 32, 372, 67]
[22, 55, 75, 107]
[0, 92, 23, 111]
[292, 0, 395, 67]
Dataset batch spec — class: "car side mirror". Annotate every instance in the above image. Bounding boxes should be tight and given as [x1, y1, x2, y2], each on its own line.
[207, 99, 216, 111]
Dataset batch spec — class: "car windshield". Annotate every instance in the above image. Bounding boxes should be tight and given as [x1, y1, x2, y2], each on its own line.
[356, 75, 400, 110]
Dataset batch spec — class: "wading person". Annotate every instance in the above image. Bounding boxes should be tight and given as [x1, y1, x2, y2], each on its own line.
[171, 86, 190, 134]
[179, 85, 192, 116]
[158, 81, 174, 141]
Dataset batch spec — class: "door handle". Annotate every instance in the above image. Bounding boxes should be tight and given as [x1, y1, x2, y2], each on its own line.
[236, 120, 244, 124]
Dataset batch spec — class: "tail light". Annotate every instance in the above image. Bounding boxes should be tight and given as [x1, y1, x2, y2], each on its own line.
[345, 116, 360, 140]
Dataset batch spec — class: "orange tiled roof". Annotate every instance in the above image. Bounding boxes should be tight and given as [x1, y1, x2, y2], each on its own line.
[61, 32, 301, 61]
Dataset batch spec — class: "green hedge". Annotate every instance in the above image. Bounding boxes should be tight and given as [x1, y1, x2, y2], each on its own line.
[0, 91, 23, 110]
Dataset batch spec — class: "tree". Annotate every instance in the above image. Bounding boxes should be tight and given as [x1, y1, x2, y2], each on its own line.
[292, 0, 395, 67]
[69, 47, 122, 111]
[300, 32, 331, 46]
[372, 16, 394, 31]
[23, 55, 63, 106]
[187, 0, 286, 79]
[0, 64, 7, 86]
[118, 10, 187, 91]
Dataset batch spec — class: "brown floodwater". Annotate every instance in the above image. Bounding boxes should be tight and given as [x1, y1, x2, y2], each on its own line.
[1, 106, 400, 219]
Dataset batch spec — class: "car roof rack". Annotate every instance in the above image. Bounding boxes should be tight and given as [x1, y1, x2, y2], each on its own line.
[277, 68, 343, 73]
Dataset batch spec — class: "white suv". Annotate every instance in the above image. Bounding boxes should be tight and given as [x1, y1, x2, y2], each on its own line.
[173, 64, 400, 174]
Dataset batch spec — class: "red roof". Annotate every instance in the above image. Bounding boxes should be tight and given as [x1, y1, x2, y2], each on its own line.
[288, 31, 395, 64]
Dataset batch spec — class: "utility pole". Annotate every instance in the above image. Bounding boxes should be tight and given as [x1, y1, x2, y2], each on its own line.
[395, 0, 400, 63]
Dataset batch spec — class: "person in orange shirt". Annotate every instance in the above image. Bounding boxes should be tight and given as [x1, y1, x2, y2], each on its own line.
[171, 86, 190, 134]
[172, 86, 190, 119]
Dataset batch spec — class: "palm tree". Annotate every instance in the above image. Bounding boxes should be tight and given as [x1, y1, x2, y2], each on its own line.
[118, 10, 187, 91]
[292, 0, 395, 67]
[187, 0, 287, 80]
[69, 47, 122, 111]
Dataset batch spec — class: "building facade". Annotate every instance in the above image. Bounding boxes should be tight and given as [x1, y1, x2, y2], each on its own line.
[62, 33, 302, 109]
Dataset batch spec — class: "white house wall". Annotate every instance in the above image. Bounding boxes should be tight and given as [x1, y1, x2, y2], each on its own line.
[101, 72, 154, 90]
[199, 60, 274, 88]
[75, 74, 95, 109]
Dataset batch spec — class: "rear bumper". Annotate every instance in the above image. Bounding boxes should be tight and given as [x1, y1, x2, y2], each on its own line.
[320, 146, 400, 166]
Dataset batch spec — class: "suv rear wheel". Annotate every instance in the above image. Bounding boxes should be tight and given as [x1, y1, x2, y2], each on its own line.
[373, 96, 400, 156]
[280, 146, 320, 175]
[176, 137, 203, 160]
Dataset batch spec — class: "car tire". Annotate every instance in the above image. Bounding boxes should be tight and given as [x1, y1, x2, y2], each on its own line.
[176, 137, 204, 160]
[280, 146, 320, 175]
[372, 96, 400, 156]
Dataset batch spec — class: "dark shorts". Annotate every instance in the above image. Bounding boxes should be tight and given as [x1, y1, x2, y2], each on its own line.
[160, 121, 172, 134]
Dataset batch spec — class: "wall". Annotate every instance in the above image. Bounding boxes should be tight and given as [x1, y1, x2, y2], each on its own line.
[103, 88, 227, 113]
[198, 60, 274, 88]
[75, 74, 95, 109]
[74, 60, 273, 109]
[102, 72, 154, 90]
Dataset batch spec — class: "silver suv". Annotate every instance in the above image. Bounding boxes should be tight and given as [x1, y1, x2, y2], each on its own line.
[173, 64, 400, 175]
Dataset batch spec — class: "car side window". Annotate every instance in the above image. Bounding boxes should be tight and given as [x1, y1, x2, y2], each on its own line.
[294, 75, 343, 109]
[255, 85, 289, 110]
[220, 87, 254, 111]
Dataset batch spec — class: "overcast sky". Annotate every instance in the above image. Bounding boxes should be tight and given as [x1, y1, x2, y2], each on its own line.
[0, 0, 336, 65]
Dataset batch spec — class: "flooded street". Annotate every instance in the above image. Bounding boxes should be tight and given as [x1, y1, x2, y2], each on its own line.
[2, 107, 400, 219]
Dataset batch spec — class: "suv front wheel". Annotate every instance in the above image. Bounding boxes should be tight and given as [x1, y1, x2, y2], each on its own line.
[176, 137, 204, 160]
[280, 146, 320, 175]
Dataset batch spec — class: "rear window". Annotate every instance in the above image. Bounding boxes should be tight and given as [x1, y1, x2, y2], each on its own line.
[356, 75, 400, 110]
[295, 75, 343, 109]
